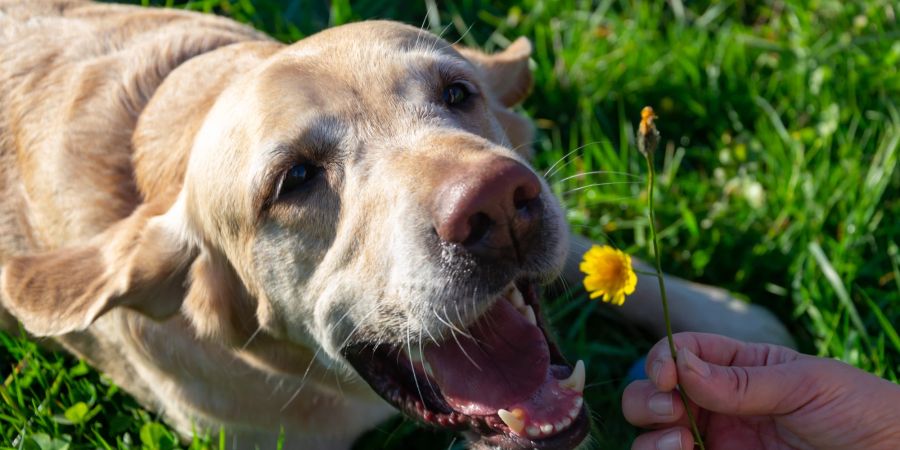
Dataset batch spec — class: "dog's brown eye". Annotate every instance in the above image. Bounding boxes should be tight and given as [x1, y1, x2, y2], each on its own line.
[279, 163, 319, 198]
[442, 82, 471, 107]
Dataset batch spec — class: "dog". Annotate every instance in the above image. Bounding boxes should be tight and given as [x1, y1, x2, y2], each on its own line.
[0, 2, 792, 449]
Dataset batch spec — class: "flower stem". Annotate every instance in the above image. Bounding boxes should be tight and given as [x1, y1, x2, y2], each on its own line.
[644, 155, 706, 450]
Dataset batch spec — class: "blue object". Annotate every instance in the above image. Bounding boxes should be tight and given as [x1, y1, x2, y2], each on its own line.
[626, 356, 648, 381]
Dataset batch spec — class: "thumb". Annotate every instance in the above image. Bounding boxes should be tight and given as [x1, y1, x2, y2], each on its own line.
[675, 347, 811, 416]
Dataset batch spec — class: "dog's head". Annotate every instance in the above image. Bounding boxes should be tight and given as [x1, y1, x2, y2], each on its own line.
[1, 21, 588, 449]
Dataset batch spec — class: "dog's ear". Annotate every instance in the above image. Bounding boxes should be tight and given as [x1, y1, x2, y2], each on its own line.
[457, 38, 535, 158]
[0, 201, 197, 336]
[181, 249, 258, 345]
[456, 37, 533, 107]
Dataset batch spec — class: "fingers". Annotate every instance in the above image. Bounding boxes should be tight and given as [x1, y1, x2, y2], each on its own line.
[631, 427, 693, 450]
[644, 332, 803, 390]
[646, 333, 782, 370]
[622, 380, 685, 427]
[675, 346, 813, 416]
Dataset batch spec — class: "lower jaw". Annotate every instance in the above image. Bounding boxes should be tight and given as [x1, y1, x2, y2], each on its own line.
[479, 411, 591, 450]
[342, 283, 592, 450]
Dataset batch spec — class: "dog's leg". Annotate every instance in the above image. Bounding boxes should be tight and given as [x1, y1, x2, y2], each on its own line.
[563, 234, 795, 347]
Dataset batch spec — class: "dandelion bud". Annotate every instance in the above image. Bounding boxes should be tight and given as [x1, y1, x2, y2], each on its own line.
[637, 106, 660, 157]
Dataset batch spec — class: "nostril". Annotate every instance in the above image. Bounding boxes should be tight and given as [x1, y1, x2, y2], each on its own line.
[513, 185, 540, 210]
[464, 212, 492, 246]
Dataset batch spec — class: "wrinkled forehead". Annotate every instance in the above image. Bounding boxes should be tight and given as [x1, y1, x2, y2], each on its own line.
[249, 23, 475, 141]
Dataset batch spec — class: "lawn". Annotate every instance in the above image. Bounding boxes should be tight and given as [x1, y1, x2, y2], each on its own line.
[2, 0, 898, 449]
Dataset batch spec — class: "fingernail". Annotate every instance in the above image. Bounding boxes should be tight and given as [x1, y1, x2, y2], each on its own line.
[648, 392, 674, 416]
[680, 348, 711, 378]
[651, 359, 663, 382]
[656, 429, 683, 450]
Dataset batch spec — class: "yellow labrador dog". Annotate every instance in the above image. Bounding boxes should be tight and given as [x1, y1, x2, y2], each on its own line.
[0, 1, 791, 449]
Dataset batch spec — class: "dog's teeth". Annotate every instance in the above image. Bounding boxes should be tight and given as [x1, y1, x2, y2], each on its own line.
[540, 423, 554, 434]
[559, 360, 585, 392]
[568, 397, 583, 419]
[508, 285, 525, 308]
[526, 425, 541, 438]
[497, 409, 525, 435]
[523, 305, 537, 325]
[568, 406, 580, 419]
[560, 417, 572, 429]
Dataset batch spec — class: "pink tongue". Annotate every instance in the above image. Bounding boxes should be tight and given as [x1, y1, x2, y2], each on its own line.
[424, 300, 550, 415]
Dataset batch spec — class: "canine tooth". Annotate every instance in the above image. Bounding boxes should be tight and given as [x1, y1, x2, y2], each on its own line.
[526, 425, 541, 438]
[508, 285, 525, 308]
[559, 360, 585, 392]
[568, 407, 580, 419]
[560, 417, 572, 429]
[540, 423, 553, 434]
[498, 409, 525, 435]
[523, 305, 537, 325]
[574, 396, 583, 408]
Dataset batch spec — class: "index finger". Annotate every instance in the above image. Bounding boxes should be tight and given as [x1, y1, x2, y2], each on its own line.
[644, 332, 801, 389]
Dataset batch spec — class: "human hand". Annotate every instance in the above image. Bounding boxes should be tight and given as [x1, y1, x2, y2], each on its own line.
[622, 332, 900, 449]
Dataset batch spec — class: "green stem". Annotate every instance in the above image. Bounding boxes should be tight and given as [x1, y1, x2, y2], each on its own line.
[645, 155, 706, 450]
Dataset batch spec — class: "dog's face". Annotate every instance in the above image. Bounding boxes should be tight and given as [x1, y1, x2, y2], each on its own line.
[183, 22, 587, 448]
[1, 21, 588, 450]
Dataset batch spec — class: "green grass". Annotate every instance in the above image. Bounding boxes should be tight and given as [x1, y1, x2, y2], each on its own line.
[3, 0, 899, 448]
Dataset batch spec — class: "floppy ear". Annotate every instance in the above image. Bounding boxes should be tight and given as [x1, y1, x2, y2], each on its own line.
[457, 37, 535, 159]
[181, 248, 258, 345]
[0, 201, 197, 336]
[456, 37, 533, 107]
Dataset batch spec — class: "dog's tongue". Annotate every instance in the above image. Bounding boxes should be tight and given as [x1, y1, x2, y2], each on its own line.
[424, 299, 550, 415]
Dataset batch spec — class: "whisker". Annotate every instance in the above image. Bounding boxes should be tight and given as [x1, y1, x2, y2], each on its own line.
[240, 325, 263, 351]
[433, 305, 474, 340]
[433, 21, 454, 46]
[542, 140, 604, 178]
[562, 194, 643, 208]
[281, 300, 380, 411]
[583, 377, 623, 390]
[424, 0, 440, 31]
[509, 139, 539, 157]
[422, 311, 440, 346]
[555, 170, 642, 184]
[406, 321, 427, 410]
[335, 305, 382, 355]
[418, 327, 441, 400]
[559, 181, 641, 196]
[438, 306, 482, 371]
[279, 346, 323, 411]
[447, 21, 474, 48]
[413, 12, 429, 50]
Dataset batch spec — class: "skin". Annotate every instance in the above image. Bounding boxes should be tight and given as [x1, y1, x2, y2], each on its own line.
[622, 332, 900, 450]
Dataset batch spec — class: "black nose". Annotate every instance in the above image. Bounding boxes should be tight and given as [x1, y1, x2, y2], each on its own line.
[431, 157, 544, 260]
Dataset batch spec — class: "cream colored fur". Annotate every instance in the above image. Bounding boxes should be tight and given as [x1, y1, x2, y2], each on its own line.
[0, 2, 792, 448]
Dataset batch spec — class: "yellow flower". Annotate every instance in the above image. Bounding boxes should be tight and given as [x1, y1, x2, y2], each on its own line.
[579, 245, 637, 305]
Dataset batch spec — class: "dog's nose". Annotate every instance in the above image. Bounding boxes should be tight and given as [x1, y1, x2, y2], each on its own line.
[432, 157, 543, 255]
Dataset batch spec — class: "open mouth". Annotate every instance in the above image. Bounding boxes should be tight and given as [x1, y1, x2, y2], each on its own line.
[343, 280, 590, 449]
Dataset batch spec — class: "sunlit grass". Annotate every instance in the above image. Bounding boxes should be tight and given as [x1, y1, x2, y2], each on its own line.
[3, 1, 898, 449]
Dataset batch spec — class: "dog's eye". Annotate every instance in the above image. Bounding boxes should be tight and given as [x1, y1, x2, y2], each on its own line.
[278, 163, 319, 198]
[442, 82, 472, 107]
